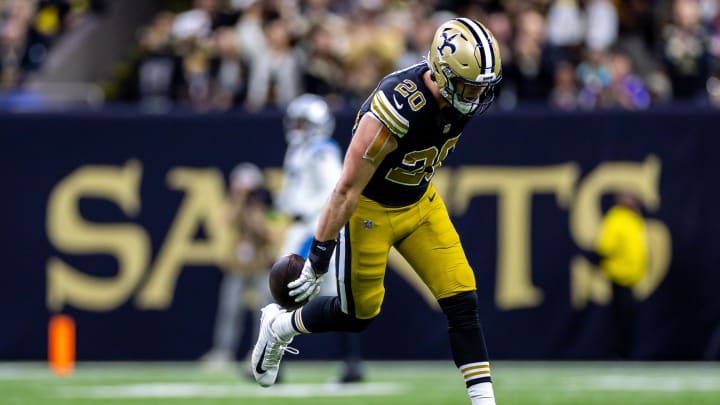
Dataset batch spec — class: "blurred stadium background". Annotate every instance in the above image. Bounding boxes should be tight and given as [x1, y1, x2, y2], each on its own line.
[2, 0, 720, 403]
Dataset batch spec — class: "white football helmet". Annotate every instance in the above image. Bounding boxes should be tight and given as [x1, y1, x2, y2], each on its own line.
[283, 94, 335, 145]
[229, 162, 263, 190]
[427, 17, 502, 115]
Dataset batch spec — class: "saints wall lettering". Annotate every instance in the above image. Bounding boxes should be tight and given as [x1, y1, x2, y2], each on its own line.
[46, 160, 148, 311]
[46, 161, 230, 311]
[46, 157, 671, 312]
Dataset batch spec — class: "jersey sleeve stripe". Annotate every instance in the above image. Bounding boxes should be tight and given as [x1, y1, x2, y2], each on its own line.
[371, 91, 409, 137]
[370, 97, 403, 135]
[371, 92, 407, 136]
[377, 91, 410, 129]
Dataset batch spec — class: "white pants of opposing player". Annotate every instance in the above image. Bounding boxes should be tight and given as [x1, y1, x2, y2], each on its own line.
[279, 219, 337, 297]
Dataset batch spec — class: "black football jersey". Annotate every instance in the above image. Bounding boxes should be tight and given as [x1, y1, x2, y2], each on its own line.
[355, 63, 471, 207]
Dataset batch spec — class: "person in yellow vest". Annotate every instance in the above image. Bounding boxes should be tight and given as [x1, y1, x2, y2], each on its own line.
[596, 193, 648, 287]
[587, 192, 648, 358]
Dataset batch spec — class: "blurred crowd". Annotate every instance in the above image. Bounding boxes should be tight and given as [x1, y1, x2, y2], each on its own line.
[4, 0, 720, 112]
[0, 0, 105, 89]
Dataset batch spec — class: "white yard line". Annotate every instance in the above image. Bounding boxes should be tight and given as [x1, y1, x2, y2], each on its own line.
[564, 375, 720, 392]
[58, 382, 407, 398]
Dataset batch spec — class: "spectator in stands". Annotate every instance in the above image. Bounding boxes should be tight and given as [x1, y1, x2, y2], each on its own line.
[1, 0, 35, 88]
[233, 0, 264, 56]
[343, 47, 385, 105]
[506, 7, 555, 103]
[209, 26, 248, 110]
[660, 0, 712, 100]
[585, 0, 619, 52]
[244, 12, 300, 110]
[708, 69, 720, 106]
[297, 22, 346, 104]
[608, 50, 650, 110]
[394, 11, 438, 70]
[545, 0, 585, 56]
[549, 59, 579, 110]
[615, 0, 657, 78]
[167, 0, 218, 110]
[576, 48, 613, 109]
[341, 0, 405, 105]
[574, 47, 650, 111]
[179, 40, 213, 110]
[137, 11, 181, 110]
[299, 0, 348, 31]
[485, 10, 515, 108]
[707, 0, 720, 61]
[171, 0, 223, 40]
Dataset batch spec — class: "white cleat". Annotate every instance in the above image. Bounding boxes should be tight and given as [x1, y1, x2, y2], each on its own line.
[251, 303, 298, 387]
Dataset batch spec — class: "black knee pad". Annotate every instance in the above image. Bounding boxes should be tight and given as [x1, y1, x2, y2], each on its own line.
[438, 291, 480, 330]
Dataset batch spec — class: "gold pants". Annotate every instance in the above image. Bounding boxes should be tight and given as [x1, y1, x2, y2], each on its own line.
[336, 183, 476, 319]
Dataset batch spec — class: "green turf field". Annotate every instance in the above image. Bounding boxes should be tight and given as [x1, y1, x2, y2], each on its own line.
[2, 361, 719, 404]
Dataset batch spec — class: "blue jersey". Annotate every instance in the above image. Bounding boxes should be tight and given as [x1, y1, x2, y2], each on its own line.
[355, 63, 471, 207]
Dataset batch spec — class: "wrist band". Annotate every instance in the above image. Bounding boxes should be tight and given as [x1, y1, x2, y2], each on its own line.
[308, 238, 336, 275]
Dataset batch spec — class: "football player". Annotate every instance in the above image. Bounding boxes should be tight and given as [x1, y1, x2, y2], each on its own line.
[252, 17, 502, 404]
[276, 93, 365, 382]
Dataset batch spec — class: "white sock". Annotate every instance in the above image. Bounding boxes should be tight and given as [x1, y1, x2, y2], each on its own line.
[468, 382, 495, 405]
[271, 310, 303, 340]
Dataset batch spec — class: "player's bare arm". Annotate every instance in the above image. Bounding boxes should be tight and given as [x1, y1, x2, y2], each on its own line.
[314, 114, 398, 242]
[287, 114, 397, 302]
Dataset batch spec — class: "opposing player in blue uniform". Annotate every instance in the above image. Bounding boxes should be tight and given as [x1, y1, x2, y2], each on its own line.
[252, 17, 502, 404]
[276, 93, 365, 382]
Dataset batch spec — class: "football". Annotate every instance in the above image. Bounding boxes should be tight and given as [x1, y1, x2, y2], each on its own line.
[269, 253, 307, 310]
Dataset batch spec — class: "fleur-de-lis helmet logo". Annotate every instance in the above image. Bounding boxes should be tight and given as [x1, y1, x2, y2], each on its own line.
[437, 31, 459, 56]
